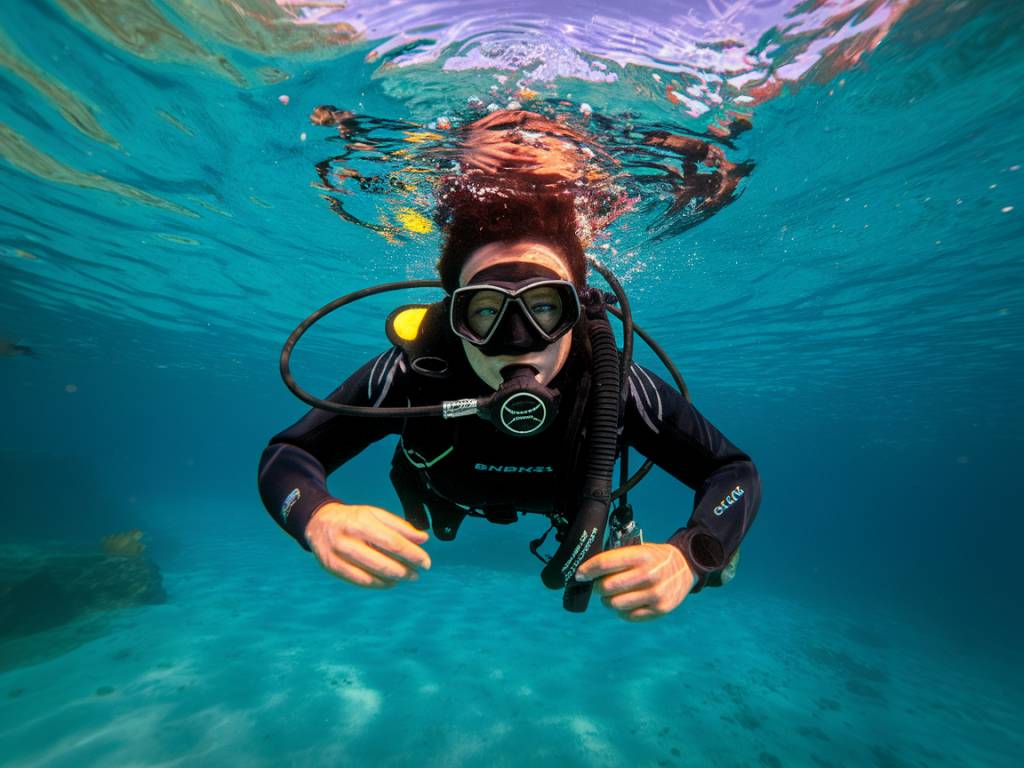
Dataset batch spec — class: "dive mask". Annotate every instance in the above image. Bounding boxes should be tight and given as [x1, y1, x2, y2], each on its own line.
[449, 263, 581, 355]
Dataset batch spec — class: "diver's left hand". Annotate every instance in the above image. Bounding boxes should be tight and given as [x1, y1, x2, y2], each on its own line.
[574, 543, 695, 622]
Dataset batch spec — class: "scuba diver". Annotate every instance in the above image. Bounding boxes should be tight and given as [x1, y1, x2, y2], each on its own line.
[258, 110, 761, 619]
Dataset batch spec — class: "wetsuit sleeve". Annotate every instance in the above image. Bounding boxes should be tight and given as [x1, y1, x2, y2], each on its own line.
[257, 348, 407, 550]
[622, 363, 761, 590]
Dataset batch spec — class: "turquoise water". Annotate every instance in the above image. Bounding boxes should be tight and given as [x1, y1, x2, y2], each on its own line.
[1, 1, 1022, 766]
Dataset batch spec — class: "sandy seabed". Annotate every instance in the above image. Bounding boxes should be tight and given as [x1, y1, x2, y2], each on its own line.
[0, 531, 1019, 768]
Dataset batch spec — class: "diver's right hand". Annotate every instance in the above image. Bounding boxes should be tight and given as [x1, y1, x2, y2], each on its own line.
[304, 502, 431, 589]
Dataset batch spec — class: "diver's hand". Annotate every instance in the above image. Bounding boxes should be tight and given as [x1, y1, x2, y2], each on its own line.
[574, 543, 694, 622]
[305, 502, 431, 589]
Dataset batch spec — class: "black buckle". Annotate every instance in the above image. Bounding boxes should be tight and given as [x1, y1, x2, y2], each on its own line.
[482, 505, 518, 525]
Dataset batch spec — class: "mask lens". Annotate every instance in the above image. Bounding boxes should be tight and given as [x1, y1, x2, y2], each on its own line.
[522, 285, 566, 333]
[464, 289, 506, 338]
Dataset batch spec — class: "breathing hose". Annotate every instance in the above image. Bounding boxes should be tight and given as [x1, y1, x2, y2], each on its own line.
[540, 302, 622, 611]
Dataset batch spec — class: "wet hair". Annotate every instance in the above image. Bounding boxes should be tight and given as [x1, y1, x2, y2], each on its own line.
[435, 178, 588, 292]
[435, 110, 595, 293]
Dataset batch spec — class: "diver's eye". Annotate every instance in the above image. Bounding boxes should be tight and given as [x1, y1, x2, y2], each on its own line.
[525, 287, 564, 332]
[465, 290, 504, 336]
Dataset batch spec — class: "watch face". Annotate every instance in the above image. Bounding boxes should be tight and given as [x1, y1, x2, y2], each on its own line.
[689, 531, 726, 571]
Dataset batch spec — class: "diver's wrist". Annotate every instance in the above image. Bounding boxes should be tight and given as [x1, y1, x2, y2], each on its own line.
[304, 497, 345, 546]
[668, 526, 726, 592]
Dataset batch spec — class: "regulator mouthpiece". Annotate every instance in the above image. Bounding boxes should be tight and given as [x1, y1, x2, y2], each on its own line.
[478, 366, 559, 437]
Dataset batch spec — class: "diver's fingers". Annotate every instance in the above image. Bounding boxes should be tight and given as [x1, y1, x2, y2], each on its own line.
[592, 566, 656, 597]
[623, 607, 661, 623]
[385, 539, 432, 573]
[332, 538, 420, 583]
[367, 506, 431, 543]
[359, 521, 432, 572]
[315, 550, 397, 590]
[356, 524, 432, 573]
[600, 587, 657, 613]
[575, 546, 647, 581]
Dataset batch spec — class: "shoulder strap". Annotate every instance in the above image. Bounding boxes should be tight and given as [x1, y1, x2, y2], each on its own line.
[389, 447, 469, 540]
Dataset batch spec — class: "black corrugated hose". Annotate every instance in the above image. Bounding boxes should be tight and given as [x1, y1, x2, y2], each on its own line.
[540, 301, 621, 611]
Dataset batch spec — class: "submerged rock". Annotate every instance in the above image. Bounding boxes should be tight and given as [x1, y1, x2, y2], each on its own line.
[0, 538, 166, 643]
[101, 529, 145, 557]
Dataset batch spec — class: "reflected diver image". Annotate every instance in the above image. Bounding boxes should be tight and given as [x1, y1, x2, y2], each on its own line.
[258, 110, 762, 617]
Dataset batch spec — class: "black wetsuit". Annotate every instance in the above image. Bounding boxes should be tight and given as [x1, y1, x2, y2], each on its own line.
[258, 341, 761, 590]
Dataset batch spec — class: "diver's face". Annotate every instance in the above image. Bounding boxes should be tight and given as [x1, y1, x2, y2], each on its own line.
[458, 241, 575, 390]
